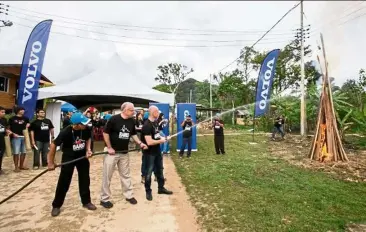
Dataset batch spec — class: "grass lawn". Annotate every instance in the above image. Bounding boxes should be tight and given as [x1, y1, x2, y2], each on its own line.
[171, 135, 366, 232]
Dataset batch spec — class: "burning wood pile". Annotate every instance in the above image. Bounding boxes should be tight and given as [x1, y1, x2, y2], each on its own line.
[308, 34, 348, 162]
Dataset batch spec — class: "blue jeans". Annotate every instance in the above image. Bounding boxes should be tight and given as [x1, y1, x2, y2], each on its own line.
[11, 137, 26, 155]
[272, 126, 285, 138]
[141, 153, 147, 177]
[179, 137, 192, 157]
[159, 131, 169, 153]
[141, 153, 163, 176]
[144, 153, 165, 193]
[33, 141, 50, 167]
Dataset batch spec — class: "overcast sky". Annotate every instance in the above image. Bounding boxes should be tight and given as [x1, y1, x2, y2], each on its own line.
[0, 1, 364, 87]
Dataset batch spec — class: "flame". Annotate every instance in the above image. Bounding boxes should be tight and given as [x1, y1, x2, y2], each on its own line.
[318, 124, 330, 161]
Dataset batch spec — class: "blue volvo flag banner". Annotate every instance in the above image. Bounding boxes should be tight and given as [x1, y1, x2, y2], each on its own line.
[17, 20, 53, 119]
[149, 103, 170, 153]
[254, 49, 280, 117]
[176, 103, 197, 152]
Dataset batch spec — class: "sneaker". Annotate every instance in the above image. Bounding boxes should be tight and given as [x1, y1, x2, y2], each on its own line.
[51, 207, 61, 217]
[126, 197, 137, 205]
[83, 203, 97, 210]
[33, 166, 39, 170]
[158, 188, 173, 195]
[146, 192, 153, 201]
[100, 201, 113, 209]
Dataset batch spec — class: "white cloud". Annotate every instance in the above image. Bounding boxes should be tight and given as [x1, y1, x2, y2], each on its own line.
[0, 1, 364, 89]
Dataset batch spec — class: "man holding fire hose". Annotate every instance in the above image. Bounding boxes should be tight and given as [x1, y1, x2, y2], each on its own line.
[100, 102, 147, 209]
[47, 112, 96, 217]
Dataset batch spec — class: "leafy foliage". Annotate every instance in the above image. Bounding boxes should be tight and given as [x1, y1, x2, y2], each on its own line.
[155, 63, 194, 95]
[151, 41, 365, 135]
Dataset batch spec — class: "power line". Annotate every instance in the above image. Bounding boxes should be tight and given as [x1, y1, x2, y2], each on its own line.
[7, 14, 298, 43]
[215, 1, 302, 74]
[309, 7, 366, 36]
[5, 4, 300, 36]
[307, 1, 364, 27]
[310, 2, 366, 33]
[11, 21, 295, 48]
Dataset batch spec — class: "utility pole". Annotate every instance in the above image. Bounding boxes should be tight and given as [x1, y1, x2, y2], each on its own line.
[300, 0, 306, 136]
[209, 74, 213, 121]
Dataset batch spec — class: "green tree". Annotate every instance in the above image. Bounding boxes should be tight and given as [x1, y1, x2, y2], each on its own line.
[248, 39, 318, 94]
[153, 84, 172, 93]
[154, 63, 194, 103]
[237, 46, 258, 82]
[216, 72, 247, 124]
[195, 80, 220, 108]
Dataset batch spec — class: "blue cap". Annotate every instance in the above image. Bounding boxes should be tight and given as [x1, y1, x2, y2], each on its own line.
[70, 112, 91, 125]
[143, 112, 149, 120]
[104, 114, 112, 120]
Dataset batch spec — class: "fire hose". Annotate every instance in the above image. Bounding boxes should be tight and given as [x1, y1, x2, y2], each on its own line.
[0, 148, 141, 206]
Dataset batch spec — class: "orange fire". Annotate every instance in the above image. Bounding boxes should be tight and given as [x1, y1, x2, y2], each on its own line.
[318, 124, 330, 162]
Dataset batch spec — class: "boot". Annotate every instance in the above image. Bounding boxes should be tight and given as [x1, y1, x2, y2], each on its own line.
[19, 154, 29, 170]
[13, 155, 20, 172]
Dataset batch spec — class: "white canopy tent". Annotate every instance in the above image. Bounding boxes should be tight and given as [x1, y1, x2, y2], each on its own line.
[38, 54, 174, 106]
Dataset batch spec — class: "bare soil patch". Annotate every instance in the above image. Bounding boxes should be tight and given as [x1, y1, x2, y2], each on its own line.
[0, 142, 200, 232]
[269, 134, 366, 183]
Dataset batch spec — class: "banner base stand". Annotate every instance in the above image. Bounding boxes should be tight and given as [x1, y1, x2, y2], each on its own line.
[176, 149, 198, 152]
[249, 142, 257, 145]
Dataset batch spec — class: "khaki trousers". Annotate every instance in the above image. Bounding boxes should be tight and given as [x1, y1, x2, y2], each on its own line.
[100, 151, 133, 202]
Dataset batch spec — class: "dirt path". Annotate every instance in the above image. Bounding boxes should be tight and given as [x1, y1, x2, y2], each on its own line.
[0, 146, 200, 232]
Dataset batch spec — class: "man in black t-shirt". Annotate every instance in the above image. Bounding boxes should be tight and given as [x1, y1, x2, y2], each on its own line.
[141, 105, 173, 201]
[7, 106, 30, 172]
[30, 109, 55, 169]
[0, 106, 8, 174]
[47, 112, 96, 217]
[272, 115, 285, 140]
[100, 102, 147, 209]
[179, 115, 194, 158]
[213, 115, 225, 155]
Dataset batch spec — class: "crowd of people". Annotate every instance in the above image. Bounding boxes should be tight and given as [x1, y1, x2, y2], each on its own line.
[0, 103, 228, 217]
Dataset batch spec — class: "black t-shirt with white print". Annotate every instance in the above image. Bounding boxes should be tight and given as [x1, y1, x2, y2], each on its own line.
[9, 116, 29, 137]
[135, 119, 143, 133]
[103, 115, 137, 152]
[53, 126, 91, 156]
[30, 118, 54, 143]
[0, 118, 8, 145]
[213, 119, 224, 136]
[141, 119, 161, 155]
[182, 121, 193, 138]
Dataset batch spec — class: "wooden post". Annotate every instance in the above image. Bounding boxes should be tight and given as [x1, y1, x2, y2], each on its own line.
[308, 34, 348, 162]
